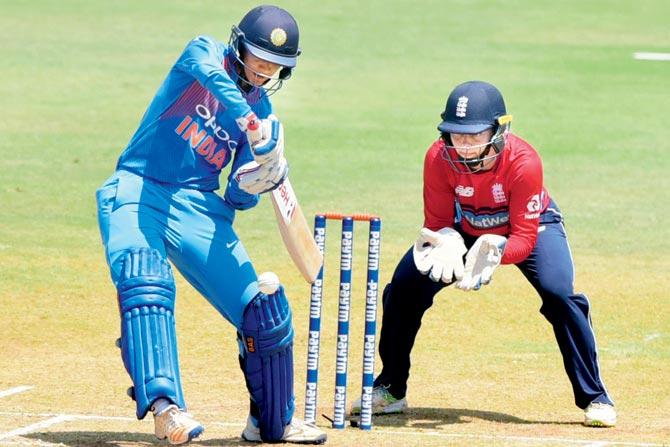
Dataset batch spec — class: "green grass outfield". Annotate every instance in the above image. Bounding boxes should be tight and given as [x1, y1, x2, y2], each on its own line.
[1, 1, 669, 445]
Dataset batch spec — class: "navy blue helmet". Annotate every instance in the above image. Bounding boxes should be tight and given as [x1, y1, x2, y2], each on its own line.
[438, 81, 513, 173]
[230, 5, 301, 86]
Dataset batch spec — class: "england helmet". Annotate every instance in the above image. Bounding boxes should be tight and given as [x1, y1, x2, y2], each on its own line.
[437, 81, 512, 173]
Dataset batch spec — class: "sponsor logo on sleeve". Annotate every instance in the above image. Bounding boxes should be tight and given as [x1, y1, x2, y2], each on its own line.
[524, 193, 542, 219]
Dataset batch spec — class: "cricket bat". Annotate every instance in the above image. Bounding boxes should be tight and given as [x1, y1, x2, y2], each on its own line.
[271, 178, 323, 283]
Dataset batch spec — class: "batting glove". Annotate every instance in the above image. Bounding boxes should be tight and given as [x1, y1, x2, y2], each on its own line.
[456, 234, 507, 291]
[236, 111, 262, 145]
[250, 115, 284, 165]
[412, 227, 467, 284]
[234, 157, 288, 195]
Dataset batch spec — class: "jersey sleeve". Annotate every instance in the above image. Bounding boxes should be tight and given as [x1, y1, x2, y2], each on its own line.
[501, 154, 544, 264]
[423, 142, 455, 230]
[174, 36, 251, 120]
[223, 140, 259, 210]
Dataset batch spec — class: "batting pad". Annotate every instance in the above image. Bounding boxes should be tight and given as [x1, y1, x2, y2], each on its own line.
[117, 248, 185, 419]
[240, 287, 295, 441]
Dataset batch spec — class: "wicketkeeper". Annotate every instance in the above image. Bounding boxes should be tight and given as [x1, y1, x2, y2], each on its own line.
[350, 80, 616, 427]
[95, 5, 326, 444]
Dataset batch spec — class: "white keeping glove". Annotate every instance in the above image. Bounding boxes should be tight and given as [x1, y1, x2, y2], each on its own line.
[412, 227, 467, 283]
[234, 157, 288, 195]
[456, 234, 507, 291]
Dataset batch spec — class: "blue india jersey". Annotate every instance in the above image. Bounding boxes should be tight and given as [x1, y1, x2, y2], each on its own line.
[116, 35, 272, 199]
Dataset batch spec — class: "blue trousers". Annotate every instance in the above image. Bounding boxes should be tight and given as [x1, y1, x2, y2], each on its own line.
[96, 169, 259, 330]
[375, 203, 613, 409]
[97, 170, 296, 427]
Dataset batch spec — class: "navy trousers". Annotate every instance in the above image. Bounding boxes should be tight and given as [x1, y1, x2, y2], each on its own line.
[374, 203, 613, 409]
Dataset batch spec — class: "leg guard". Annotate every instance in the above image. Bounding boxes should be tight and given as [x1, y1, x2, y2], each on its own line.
[376, 247, 442, 399]
[117, 247, 185, 419]
[239, 286, 295, 442]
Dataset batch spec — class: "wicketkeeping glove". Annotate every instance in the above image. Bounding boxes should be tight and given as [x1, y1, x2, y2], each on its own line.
[412, 227, 467, 284]
[456, 234, 507, 291]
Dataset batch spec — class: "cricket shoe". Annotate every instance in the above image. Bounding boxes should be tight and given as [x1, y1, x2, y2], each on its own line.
[583, 402, 617, 427]
[154, 405, 204, 445]
[350, 385, 407, 415]
[241, 415, 327, 444]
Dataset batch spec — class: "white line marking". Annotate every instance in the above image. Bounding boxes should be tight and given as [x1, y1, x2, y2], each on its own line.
[210, 421, 246, 428]
[0, 411, 665, 447]
[0, 386, 34, 399]
[633, 52, 670, 61]
[0, 411, 133, 421]
[644, 333, 661, 342]
[0, 415, 75, 441]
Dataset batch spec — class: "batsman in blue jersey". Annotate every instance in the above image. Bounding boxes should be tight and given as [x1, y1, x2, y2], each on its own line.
[95, 5, 326, 445]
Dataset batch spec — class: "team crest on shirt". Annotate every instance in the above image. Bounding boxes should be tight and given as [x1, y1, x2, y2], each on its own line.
[491, 183, 506, 203]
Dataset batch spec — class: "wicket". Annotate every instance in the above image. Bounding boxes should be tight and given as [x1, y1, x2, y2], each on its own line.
[304, 212, 381, 430]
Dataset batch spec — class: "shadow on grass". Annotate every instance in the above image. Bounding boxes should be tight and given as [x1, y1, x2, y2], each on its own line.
[348, 407, 582, 429]
[26, 431, 246, 446]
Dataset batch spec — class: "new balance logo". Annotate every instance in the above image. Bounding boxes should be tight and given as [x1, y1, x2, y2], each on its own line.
[455, 185, 474, 197]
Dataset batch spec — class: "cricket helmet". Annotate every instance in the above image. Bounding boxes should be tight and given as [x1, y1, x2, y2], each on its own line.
[438, 80, 513, 173]
[230, 5, 300, 78]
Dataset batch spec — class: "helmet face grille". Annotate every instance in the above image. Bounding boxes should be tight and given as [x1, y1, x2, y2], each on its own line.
[441, 139, 502, 174]
[440, 114, 512, 174]
[437, 81, 511, 173]
[228, 29, 290, 98]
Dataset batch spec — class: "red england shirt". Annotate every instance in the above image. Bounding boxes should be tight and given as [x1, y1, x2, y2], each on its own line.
[423, 133, 550, 265]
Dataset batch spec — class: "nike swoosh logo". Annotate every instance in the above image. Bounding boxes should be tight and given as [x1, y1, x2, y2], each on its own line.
[226, 241, 236, 249]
